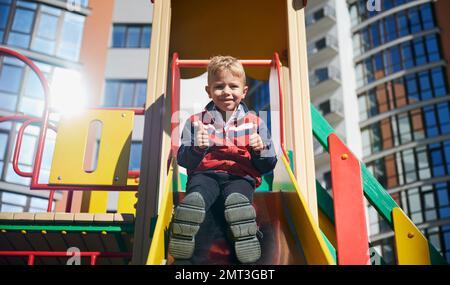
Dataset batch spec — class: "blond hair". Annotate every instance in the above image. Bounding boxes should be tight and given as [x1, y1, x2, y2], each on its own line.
[207, 55, 246, 85]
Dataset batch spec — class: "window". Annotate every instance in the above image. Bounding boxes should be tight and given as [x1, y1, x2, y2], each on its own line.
[58, 12, 85, 60]
[0, 57, 25, 111]
[103, 80, 147, 108]
[0, 132, 7, 174]
[421, 4, 434, 30]
[7, 1, 37, 49]
[409, 8, 421, 33]
[0, 0, 11, 43]
[0, 191, 53, 212]
[3, 1, 86, 60]
[390, 46, 401, 73]
[385, 16, 397, 42]
[31, 5, 60, 55]
[397, 12, 408, 37]
[425, 35, 440, 63]
[129, 142, 142, 170]
[111, 24, 152, 48]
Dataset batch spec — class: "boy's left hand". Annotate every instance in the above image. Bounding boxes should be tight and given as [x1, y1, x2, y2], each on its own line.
[249, 123, 264, 153]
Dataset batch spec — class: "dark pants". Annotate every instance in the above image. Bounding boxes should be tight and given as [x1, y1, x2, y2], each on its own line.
[186, 172, 255, 211]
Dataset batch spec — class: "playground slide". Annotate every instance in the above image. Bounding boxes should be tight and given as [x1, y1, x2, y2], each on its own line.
[147, 156, 336, 265]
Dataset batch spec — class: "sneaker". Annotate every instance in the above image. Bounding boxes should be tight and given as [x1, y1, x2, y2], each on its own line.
[168, 192, 206, 259]
[224, 193, 261, 264]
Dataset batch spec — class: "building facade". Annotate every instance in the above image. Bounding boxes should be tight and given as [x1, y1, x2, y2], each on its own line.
[305, 0, 361, 191]
[0, 0, 89, 212]
[348, 0, 450, 263]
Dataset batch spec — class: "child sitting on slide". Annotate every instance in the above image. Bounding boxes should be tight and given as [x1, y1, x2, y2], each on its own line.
[169, 55, 277, 264]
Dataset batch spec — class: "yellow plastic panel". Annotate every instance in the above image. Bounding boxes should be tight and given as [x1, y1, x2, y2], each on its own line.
[392, 208, 431, 265]
[281, 156, 335, 265]
[318, 209, 337, 248]
[49, 110, 134, 186]
[83, 191, 108, 213]
[117, 178, 138, 215]
[147, 165, 174, 265]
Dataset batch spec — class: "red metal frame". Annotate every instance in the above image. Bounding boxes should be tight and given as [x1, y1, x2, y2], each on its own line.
[0, 251, 132, 266]
[170, 53, 290, 163]
[0, 47, 145, 214]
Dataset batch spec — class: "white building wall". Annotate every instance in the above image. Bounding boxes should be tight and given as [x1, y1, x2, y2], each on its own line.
[335, 0, 362, 159]
[113, 0, 153, 23]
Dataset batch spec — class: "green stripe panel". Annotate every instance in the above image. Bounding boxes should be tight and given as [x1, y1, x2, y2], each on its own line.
[0, 224, 134, 233]
[360, 165, 398, 225]
[316, 180, 335, 224]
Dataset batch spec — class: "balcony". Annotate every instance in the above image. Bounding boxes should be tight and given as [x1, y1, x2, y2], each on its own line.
[317, 97, 344, 125]
[314, 139, 328, 166]
[309, 66, 341, 99]
[307, 34, 339, 68]
[305, 4, 336, 39]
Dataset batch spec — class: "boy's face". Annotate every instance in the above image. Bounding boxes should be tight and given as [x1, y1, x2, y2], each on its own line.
[205, 69, 248, 114]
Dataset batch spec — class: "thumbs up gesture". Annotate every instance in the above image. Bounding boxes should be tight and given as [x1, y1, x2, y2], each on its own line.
[193, 121, 209, 149]
[249, 123, 264, 153]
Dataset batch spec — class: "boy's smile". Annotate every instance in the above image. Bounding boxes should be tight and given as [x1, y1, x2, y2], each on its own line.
[205, 70, 248, 119]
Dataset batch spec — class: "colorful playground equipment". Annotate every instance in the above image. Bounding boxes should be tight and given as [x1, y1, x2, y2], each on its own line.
[0, 0, 447, 265]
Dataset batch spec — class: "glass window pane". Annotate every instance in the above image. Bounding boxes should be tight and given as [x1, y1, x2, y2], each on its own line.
[126, 27, 140, 48]
[18, 96, 44, 117]
[112, 25, 125, 48]
[41, 138, 55, 170]
[5, 163, 31, 185]
[58, 13, 84, 60]
[1, 204, 24, 212]
[15, 134, 36, 165]
[136, 82, 146, 107]
[2, 191, 27, 206]
[0, 4, 10, 30]
[36, 13, 58, 39]
[141, 26, 151, 48]
[129, 142, 142, 170]
[30, 196, 49, 209]
[24, 71, 44, 99]
[32, 13, 59, 54]
[0, 92, 17, 111]
[11, 8, 34, 33]
[0, 132, 7, 159]
[103, 81, 119, 107]
[120, 82, 135, 107]
[0, 64, 23, 93]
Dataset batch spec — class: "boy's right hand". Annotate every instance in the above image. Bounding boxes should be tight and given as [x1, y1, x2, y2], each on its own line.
[193, 121, 209, 149]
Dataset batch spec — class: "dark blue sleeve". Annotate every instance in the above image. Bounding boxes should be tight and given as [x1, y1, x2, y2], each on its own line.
[250, 118, 278, 175]
[177, 119, 208, 170]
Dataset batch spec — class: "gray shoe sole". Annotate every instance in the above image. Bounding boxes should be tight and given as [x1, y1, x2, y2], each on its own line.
[224, 193, 261, 264]
[168, 192, 205, 259]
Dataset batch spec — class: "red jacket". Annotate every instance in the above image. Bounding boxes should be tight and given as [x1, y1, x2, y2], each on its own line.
[177, 102, 277, 187]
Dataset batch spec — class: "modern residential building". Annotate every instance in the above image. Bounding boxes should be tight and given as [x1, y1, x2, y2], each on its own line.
[348, 0, 450, 263]
[0, 0, 153, 214]
[305, 0, 361, 192]
[0, 0, 90, 213]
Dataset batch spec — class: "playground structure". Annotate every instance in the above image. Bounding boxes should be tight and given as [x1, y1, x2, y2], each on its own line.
[0, 0, 447, 265]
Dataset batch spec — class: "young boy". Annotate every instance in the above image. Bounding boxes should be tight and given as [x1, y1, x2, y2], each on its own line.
[169, 55, 277, 264]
